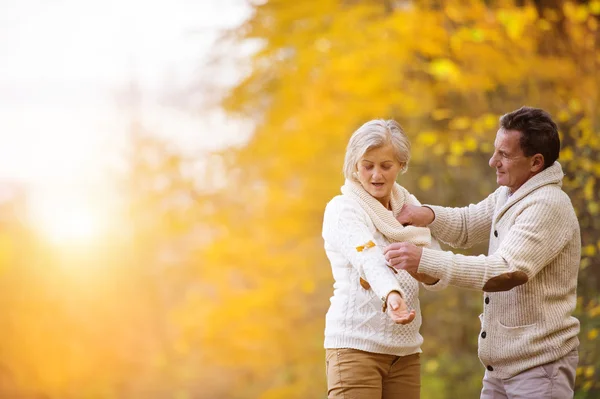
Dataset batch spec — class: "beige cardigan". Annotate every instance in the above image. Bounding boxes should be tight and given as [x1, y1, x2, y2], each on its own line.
[419, 162, 580, 379]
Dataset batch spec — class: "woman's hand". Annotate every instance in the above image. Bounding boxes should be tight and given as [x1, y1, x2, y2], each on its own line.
[386, 291, 416, 324]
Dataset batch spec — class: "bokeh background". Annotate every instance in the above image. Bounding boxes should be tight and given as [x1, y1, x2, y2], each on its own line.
[0, 0, 598, 398]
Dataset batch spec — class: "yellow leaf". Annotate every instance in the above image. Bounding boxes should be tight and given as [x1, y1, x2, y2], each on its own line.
[581, 258, 591, 270]
[431, 109, 452, 120]
[557, 110, 570, 122]
[418, 175, 434, 191]
[584, 365, 595, 379]
[356, 240, 375, 252]
[429, 59, 460, 81]
[447, 154, 461, 167]
[587, 328, 598, 341]
[433, 143, 446, 156]
[537, 19, 552, 31]
[450, 141, 465, 156]
[589, 304, 600, 317]
[464, 136, 478, 152]
[587, 202, 599, 215]
[482, 114, 498, 129]
[584, 177, 595, 200]
[424, 359, 439, 373]
[417, 131, 439, 146]
[561, 147, 574, 162]
[583, 244, 597, 257]
[568, 98, 582, 113]
[449, 117, 471, 130]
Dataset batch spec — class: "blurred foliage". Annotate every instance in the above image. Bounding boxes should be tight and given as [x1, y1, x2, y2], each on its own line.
[203, 0, 600, 398]
[0, 0, 598, 398]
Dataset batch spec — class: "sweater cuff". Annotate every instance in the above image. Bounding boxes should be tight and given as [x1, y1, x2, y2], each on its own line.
[380, 286, 407, 313]
[418, 247, 453, 284]
[424, 205, 450, 235]
[421, 277, 448, 291]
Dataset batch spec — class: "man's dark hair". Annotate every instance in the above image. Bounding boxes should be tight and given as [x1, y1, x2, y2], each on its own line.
[499, 106, 560, 169]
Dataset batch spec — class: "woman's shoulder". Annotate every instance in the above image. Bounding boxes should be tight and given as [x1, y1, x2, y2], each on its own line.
[323, 195, 370, 224]
[325, 194, 362, 212]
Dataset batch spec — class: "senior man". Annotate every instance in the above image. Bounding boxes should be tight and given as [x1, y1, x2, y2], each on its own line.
[385, 106, 580, 398]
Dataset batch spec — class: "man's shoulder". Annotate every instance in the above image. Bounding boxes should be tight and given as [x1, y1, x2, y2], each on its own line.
[522, 185, 578, 222]
[525, 184, 572, 206]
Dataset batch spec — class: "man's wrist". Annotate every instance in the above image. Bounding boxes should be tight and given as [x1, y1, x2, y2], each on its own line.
[422, 206, 435, 225]
[422, 275, 440, 285]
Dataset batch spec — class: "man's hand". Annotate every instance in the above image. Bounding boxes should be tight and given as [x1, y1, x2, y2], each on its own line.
[384, 242, 423, 274]
[386, 291, 416, 324]
[396, 204, 435, 227]
[384, 243, 440, 285]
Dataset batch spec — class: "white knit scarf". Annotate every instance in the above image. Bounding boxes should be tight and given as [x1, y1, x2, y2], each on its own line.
[341, 179, 431, 247]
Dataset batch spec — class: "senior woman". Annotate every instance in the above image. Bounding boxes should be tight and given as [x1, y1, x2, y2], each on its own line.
[322, 119, 444, 399]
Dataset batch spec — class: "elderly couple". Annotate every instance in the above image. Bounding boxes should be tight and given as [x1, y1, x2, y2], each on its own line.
[322, 107, 580, 399]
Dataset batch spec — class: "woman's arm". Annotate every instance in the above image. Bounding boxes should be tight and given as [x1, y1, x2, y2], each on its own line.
[323, 197, 413, 318]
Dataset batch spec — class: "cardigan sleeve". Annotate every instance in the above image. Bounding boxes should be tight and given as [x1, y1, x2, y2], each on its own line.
[408, 194, 449, 291]
[424, 189, 499, 249]
[417, 196, 577, 292]
[323, 197, 405, 302]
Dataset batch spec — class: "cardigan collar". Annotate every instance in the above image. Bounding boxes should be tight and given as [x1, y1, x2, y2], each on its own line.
[494, 161, 564, 224]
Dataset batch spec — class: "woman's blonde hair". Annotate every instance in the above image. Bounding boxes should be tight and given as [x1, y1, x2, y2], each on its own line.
[343, 119, 411, 181]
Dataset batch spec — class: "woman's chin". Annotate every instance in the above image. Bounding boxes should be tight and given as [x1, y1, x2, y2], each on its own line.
[369, 189, 390, 199]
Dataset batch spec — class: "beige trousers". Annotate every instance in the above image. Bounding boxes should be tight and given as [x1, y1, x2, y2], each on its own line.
[326, 348, 420, 399]
[480, 349, 578, 399]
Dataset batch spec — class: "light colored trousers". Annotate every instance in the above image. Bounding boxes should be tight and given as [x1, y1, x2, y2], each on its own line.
[480, 349, 578, 399]
[326, 348, 420, 399]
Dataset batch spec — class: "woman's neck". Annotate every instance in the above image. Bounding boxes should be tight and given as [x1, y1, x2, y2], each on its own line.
[376, 196, 392, 210]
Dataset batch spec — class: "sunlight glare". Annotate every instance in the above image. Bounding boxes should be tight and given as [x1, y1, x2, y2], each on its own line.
[33, 197, 107, 247]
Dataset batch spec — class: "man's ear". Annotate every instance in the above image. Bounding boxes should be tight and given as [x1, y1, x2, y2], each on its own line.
[531, 154, 545, 173]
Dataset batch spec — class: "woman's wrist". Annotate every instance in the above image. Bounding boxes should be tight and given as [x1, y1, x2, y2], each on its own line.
[382, 290, 402, 312]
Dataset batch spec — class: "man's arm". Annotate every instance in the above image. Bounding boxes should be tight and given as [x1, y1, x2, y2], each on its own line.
[424, 190, 499, 249]
[417, 198, 577, 291]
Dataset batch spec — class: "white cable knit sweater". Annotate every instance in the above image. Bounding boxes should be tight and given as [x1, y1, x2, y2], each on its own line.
[322, 190, 444, 356]
[419, 162, 581, 379]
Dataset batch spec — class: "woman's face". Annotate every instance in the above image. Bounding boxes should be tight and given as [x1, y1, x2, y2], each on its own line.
[356, 144, 403, 208]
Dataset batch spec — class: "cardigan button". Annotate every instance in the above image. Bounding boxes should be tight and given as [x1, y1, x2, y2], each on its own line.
[487, 365, 494, 371]
[485, 297, 490, 304]
[481, 331, 486, 339]
[494, 230, 498, 237]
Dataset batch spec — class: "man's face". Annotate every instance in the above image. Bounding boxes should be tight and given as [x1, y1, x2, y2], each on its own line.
[488, 129, 537, 194]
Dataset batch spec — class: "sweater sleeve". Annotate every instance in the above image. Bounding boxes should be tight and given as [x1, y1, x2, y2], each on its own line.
[418, 197, 577, 292]
[323, 198, 405, 301]
[408, 194, 449, 291]
[425, 190, 498, 249]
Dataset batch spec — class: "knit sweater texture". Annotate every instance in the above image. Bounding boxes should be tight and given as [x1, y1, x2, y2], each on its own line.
[419, 162, 581, 379]
[322, 185, 444, 356]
